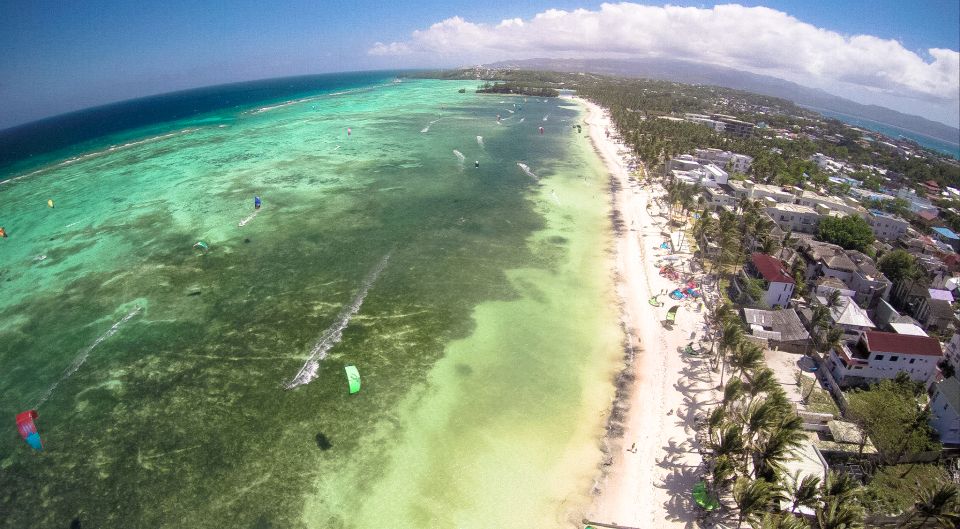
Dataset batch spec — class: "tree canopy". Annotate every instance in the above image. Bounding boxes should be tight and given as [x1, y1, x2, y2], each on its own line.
[877, 249, 918, 284]
[816, 215, 875, 252]
[846, 374, 940, 466]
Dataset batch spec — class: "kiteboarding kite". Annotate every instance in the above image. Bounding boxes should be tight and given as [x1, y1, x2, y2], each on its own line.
[692, 481, 720, 510]
[16, 410, 43, 451]
[345, 365, 361, 394]
[666, 305, 680, 323]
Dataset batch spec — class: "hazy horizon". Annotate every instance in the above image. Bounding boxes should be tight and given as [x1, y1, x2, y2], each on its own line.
[2, 1, 958, 129]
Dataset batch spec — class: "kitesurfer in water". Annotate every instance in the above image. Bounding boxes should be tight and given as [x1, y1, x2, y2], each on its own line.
[254, 196, 261, 209]
[475, 161, 479, 168]
[0, 227, 6, 238]
[539, 126, 544, 135]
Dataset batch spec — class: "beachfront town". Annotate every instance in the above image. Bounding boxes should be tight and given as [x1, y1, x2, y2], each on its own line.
[431, 68, 960, 527]
[619, 99, 960, 526]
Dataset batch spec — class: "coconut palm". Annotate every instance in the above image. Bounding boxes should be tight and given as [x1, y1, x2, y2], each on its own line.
[785, 471, 822, 514]
[820, 470, 861, 503]
[712, 423, 746, 464]
[717, 319, 745, 386]
[751, 415, 805, 480]
[712, 454, 736, 490]
[746, 367, 779, 398]
[815, 495, 864, 529]
[757, 512, 809, 529]
[730, 341, 765, 381]
[733, 477, 783, 529]
[899, 482, 960, 529]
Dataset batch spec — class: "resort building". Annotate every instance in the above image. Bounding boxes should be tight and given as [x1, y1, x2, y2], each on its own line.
[764, 203, 824, 234]
[798, 241, 891, 309]
[827, 331, 943, 387]
[944, 333, 960, 373]
[816, 295, 876, 343]
[867, 209, 910, 241]
[726, 180, 796, 204]
[795, 190, 865, 218]
[703, 187, 737, 211]
[743, 253, 795, 308]
[928, 377, 960, 446]
[742, 307, 811, 353]
[932, 227, 960, 252]
[692, 148, 753, 173]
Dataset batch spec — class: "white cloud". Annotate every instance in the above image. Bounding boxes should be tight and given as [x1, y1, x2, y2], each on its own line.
[368, 2, 960, 106]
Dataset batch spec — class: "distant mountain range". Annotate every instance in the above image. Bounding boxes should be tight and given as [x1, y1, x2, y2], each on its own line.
[486, 58, 960, 145]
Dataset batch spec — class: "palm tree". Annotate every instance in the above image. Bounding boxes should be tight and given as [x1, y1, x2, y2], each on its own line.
[723, 379, 745, 409]
[733, 477, 782, 529]
[816, 495, 864, 529]
[717, 319, 745, 387]
[746, 367, 779, 398]
[898, 482, 960, 528]
[751, 415, 805, 480]
[785, 471, 822, 514]
[820, 470, 861, 503]
[757, 513, 809, 529]
[730, 341, 765, 381]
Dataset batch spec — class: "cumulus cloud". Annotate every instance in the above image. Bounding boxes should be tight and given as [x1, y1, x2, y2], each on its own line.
[369, 2, 960, 105]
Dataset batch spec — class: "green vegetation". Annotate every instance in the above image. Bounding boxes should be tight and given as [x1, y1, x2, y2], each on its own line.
[846, 374, 941, 465]
[877, 249, 919, 284]
[863, 464, 953, 515]
[816, 215, 875, 252]
[795, 372, 840, 416]
[476, 81, 559, 97]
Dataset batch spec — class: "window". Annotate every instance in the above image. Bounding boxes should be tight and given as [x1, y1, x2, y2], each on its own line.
[890, 356, 898, 362]
[875, 355, 884, 361]
[909, 358, 915, 364]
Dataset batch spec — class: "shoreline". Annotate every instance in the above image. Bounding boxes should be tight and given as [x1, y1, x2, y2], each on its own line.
[578, 97, 721, 527]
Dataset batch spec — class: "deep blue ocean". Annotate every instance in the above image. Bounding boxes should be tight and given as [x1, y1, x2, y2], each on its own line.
[810, 107, 960, 160]
[0, 70, 402, 179]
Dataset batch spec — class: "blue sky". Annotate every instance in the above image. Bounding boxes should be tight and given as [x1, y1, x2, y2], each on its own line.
[1, 1, 958, 129]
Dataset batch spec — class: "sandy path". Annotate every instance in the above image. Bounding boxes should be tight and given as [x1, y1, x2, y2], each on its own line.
[579, 99, 721, 528]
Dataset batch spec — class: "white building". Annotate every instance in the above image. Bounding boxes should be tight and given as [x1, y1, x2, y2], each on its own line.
[727, 180, 796, 204]
[693, 148, 753, 173]
[867, 209, 910, 241]
[828, 331, 943, 387]
[944, 333, 960, 373]
[795, 190, 866, 218]
[764, 203, 824, 234]
[818, 295, 876, 343]
[747, 253, 795, 308]
[929, 377, 960, 445]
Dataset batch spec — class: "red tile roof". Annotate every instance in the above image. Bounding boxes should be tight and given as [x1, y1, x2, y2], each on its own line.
[750, 253, 794, 284]
[862, 331, 943, 357]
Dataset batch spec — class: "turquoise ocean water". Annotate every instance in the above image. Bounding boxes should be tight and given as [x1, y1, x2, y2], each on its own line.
[0, 76, 621, 528]
[809, 107, 960, 159]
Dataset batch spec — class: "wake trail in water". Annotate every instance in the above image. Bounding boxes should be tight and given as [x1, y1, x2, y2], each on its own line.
[543, 114, 550, 122]
[238, 209, 260, 227]
[506, 109, 515, 113]
[453, 150, 465, 163]
[476, 136, 484, 147]
[285, 253, 391, 389]
[421, 118, 442, 133]
[35, 305, 143, 407]
[517, 163, 538, 180]
[551, 190, 561, 205]
[333, 145, 341, 151]
[519, 117, 525, 123]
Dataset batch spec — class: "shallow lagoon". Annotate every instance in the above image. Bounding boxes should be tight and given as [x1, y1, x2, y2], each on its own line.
[0, 78, 620, 528]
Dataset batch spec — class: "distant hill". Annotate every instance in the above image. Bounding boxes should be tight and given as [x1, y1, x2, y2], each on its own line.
[486, 58, 960, 145]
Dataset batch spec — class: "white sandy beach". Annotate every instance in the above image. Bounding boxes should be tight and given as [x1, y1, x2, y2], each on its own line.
[580, 98, 722, 528]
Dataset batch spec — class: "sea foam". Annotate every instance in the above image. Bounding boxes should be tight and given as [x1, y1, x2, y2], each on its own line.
[285, 253, 391, 389]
